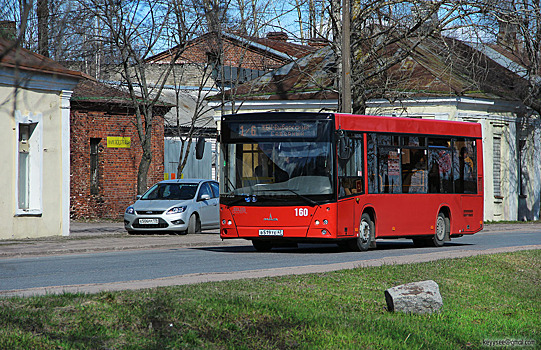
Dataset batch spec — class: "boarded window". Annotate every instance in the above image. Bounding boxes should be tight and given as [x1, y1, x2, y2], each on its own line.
[493, 136, 501, 197]
[90, 138, 101, 195]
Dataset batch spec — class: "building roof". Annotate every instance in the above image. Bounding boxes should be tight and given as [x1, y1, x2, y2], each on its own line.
[0, 39, 83, 79]
[218, 35, 529, 104]
[146, 32, 320, 66]
[221, 46, 338, 101]
[71, 78, 173, 112]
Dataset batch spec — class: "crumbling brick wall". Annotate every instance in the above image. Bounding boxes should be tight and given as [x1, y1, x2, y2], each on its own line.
[70, 109, 165, 219]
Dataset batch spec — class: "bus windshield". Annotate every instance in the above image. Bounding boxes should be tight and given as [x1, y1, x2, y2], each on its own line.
[221, 139, 334, 205]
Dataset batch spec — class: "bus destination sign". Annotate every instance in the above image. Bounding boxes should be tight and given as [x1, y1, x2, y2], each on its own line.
[231, 122, 317, 138]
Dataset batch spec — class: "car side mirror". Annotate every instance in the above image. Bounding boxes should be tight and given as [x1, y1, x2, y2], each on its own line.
[136, 195, 142, 200]
[199, 194, 211, 201]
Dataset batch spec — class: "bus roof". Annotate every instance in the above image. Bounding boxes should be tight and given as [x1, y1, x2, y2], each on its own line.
[221, 112, 482, 139]
[335, 113, 482, 138]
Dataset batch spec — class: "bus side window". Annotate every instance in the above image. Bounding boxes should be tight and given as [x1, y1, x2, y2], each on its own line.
[401, 148, 427, 193]
[427, 137, 453, 194]
[453, 139, 477, 193]
[338, 133, 363, 198]
[428, 148, 453, 193]
[378, 147, 401, 193]
[367, 133, 378, 194]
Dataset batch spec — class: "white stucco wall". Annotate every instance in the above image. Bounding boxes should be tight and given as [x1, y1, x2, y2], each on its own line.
[0, 75, 77, 239]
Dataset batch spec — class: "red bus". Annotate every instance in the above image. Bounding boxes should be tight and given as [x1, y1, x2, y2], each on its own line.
[219, 112, 483, 251]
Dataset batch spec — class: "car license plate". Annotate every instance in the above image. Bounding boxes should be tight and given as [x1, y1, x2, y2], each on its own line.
[139, 218, 159, 225]
[259, 229, 283, 236]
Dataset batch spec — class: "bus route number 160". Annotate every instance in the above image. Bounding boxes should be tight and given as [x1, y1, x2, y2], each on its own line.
[295, 208, 309, 217]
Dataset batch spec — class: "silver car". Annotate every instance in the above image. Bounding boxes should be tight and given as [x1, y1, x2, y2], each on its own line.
[124, 179, 219, 234]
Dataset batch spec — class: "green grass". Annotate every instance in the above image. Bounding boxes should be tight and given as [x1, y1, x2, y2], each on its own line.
[1, 250, 540, 349]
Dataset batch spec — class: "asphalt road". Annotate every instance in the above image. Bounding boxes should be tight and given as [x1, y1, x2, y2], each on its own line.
[1, 226, 540, 297]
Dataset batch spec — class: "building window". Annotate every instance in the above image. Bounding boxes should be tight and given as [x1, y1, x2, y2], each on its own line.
[16, 112, 43, 215]
[90, 138, 101, 195]
[519, 139, 526, 197]
[493, 136, 502, 197]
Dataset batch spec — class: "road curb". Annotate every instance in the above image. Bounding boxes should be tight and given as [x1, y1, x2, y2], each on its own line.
[2, 244, 540, 298]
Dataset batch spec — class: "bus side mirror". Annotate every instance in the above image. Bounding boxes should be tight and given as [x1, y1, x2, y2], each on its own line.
[338, 133, 352, 160]
[195, 137, 205, 160]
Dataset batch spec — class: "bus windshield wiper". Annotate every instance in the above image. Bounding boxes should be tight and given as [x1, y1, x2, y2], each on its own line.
[260, 188, 319, 206]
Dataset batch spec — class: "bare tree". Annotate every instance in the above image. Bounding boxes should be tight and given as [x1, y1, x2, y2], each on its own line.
[166, 0, 293, 176]
[168, 0, 219, 177]
[474, 0, 541, 116]
[341, 0, 485, 114]
[78, 0, 188, 194]
[0, 0, 32, 57]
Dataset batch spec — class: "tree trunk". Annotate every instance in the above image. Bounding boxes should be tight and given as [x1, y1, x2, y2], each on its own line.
[37, 0, 49, 57]
[137, 141, 152, 195]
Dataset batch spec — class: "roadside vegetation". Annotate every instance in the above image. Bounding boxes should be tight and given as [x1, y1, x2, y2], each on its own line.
[1, 250, 539, 349]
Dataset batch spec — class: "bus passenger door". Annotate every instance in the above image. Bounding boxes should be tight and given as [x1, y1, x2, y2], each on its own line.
[337, 132, 364, 237]
[337, 198, 356, 236]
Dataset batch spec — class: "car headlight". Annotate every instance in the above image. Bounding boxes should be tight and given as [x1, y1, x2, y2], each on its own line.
[125, 206, 135, 215]
[166, 206, 187, 215]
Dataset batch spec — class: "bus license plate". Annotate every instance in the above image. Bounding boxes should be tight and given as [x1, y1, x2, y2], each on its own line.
[139, 218, 159, 225]
[259, 229, 283, 236]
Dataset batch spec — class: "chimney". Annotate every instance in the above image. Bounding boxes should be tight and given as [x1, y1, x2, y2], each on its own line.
[266, 32, 288, 41]
[308, 38, 329, 48]
[0, 21, 17, 40]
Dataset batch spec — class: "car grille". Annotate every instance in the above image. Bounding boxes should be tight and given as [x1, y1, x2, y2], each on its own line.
[135, 210, 164, 215]
[132, 218, 169, 228]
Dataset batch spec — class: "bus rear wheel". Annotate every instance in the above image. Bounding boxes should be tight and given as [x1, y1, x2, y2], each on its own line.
[348, 213, 374, 252]
[252, 240, 273, 252]
[432, 213, 447, 247]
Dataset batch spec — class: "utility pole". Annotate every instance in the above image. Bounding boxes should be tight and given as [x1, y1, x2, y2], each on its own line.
[341, 0, 351, 113]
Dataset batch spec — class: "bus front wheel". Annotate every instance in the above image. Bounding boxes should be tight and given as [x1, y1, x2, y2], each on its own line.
[348, 213, 374, 252]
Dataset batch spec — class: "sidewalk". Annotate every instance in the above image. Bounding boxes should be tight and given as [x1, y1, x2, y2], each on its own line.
[0, 221, 247, 259]
[0, 221, 540, 259]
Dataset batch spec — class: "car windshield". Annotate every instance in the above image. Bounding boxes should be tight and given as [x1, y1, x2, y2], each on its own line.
[141, 183, 198, 200]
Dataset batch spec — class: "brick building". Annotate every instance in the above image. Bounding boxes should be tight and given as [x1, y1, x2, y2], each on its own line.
[145, 31, 321, 88]
[70, 79, 172, 219]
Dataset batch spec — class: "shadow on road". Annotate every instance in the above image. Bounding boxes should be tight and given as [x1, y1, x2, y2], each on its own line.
[194, 240, 474, 254]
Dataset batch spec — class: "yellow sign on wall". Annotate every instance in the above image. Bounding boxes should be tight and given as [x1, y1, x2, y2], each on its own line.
[107, 137, 131, 148]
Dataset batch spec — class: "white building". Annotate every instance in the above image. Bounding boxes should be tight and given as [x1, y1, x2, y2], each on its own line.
[0, 40, 82, 239]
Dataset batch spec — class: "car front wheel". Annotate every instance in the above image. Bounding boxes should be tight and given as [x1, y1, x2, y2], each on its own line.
[187, 214, 201, 234]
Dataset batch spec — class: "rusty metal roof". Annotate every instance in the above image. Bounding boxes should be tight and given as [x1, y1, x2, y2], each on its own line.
[220, 35, 528, 103]
[71, 78, 173, 110]
[0, 39, 83, 79]
[222, 46, 338, 101]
